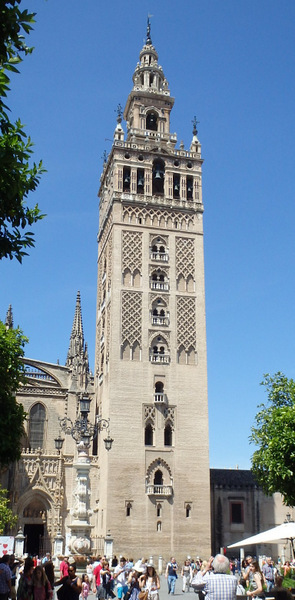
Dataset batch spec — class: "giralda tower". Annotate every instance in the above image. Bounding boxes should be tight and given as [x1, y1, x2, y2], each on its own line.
[94, 22, 210, 557]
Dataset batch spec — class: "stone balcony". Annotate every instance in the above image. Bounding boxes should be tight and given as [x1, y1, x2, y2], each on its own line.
[146, 484, 173, 497]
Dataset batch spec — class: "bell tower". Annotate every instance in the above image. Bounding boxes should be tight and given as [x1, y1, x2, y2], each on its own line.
[95, 21, 210, 557]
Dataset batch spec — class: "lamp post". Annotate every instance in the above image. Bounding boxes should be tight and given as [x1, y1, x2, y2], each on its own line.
[53, 434, 65, 557]
[59, 394, 113, 451]
[57, 394, 113, 556]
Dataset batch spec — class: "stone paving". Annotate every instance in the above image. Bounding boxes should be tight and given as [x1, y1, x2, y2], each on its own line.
[86, 576, 196, 600]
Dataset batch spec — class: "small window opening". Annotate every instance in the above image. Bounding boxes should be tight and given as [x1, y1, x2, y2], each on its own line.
[147, 112, 158, 131]
[152, 159, 165, 195]
[123, 167, 131, 191]
[164, 423, 172, 446]
[137, 169, 144, 194]
[145, 423, 153, 446]
[187, 176, 193, 199]
[173, 174, 180, 198]
[154, 470, 163, 486]
[186, 504, 191, 518]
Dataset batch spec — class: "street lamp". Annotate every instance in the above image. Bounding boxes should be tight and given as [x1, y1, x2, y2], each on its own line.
[54, 435, 64, 453]
[56, 393, 112, 556]
[58, 393, 113, 451]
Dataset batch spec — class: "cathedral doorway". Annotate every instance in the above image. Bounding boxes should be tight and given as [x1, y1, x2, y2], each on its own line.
[21, 496, 51, 556]
[24, 523, 44, 556]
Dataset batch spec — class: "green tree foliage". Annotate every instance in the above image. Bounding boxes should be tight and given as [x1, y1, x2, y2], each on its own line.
[250, 372, 295, 506]
[0, 320, 27, 467]
[0, 485, 17, 534]
[0, 0, 45, 262]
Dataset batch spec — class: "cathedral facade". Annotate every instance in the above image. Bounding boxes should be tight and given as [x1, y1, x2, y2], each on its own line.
[4, 25, 211, 559]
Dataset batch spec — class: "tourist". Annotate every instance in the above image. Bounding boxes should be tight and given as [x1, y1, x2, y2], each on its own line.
[9, 555, 18, 600]
[0, 555, 12, 600]
[44, 562, 55, 592]
[194, 554, 237, 600]
[126, 565, 144, 600]
[32, 565, 52, 600]
[262, 557, 275, 592]
[55, 563, 82, 600]
[113, 558, 129, 600]
[283, 561, 291, 577]
[59, 558, 69, 579]
[139, 565, 160, 600]
[101, 562, 115, 599]
[17, 557, 34, 600]
[246, 561, 264, 598]
[92, 556, 106, 599]
[165, 558, 178, 595]
[181, 559, 192, 593]
[81, 575, 90, 600]
[86, 560, 93, 585]
[273, 575, 293, 600]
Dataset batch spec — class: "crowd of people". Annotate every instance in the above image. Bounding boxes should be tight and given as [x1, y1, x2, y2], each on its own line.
[0, 551, 294, 600]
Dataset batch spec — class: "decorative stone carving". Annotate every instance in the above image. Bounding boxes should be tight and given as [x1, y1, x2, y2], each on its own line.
[122, 205, 194, 230]
[122, 231, 143, 274]
[176, 296, 196, 351]
[144, 405, 156, 426]
[175, 237, 195, 279]
[121, 291, 142, 347]
[163, 406, 175, 429]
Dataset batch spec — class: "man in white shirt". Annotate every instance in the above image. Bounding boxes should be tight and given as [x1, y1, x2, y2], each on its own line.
[114, 558, 129, 600]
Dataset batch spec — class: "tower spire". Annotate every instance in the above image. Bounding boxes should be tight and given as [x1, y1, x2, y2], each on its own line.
[66, 291, 89, 386]
[146, 15, 152, 45]
[5, 305, 13, 329]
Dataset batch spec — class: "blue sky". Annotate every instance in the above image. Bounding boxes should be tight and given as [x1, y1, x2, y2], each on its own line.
[2, 0, 295, 469]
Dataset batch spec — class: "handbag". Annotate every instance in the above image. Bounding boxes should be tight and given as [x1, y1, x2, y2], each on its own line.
[138, 592, 148, 600]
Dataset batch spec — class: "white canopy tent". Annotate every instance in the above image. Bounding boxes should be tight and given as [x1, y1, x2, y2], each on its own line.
[228, 521, 295, 557]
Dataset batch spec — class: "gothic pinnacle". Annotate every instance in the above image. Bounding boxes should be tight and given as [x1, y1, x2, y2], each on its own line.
[5, 304, 13, 329]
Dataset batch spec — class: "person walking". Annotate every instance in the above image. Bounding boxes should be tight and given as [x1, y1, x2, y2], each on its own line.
[165, 559, 177, 595]
[139, 565, 160, 600]
[181, 560, 192, 593]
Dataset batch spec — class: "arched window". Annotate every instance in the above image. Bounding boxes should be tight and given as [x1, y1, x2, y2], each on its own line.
[154, 470, 163, 486]
[146, 111, 158, 131]
[145, 423, 153, 446]
[155, 381, 164, 403]
[155, 381, 164, 393]
[164, 423, 173, 446]
[186, 504, 191, 518]
[152, 159, 165, 195]
[123, 167, 131, 191]
[29, 403, 46, 449]
[126, 502, 132, 517]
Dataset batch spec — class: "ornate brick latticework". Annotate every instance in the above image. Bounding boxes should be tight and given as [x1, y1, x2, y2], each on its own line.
[122, 231, 143, 275]
[144, 405, 156, 426]
[175, 237, 195, 279]
[121, 291, 142, 346]
[176, 297, 196, 351]
[163, 406, 175, 429]
[123, 206, 194, 231]
[107, 231, 113, 290]
[106, 303, 111, 359]
[99, 214, 113, 250]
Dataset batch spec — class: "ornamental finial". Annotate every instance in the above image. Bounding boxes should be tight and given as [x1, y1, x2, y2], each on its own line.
[146, 15, 153, 45]
[115, 103, 123, 123]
